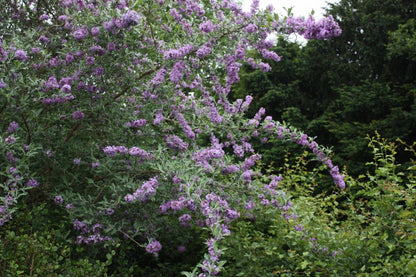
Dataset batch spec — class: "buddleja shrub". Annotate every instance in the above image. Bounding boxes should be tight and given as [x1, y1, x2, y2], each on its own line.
[0, 0, 342, 275]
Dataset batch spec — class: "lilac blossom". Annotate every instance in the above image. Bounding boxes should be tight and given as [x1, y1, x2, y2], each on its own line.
[26, 179, 39, 188]
[132, 119, 146, 128]
[39, 35, 50, 44]
[5, 136, 16, 144]
[91, 26, 100, 36]
[55, 195, 64, 205]
[86, 56, 95, 65]
[129, 147, 151, 160]
[163, 44, 194, 60]
[245, 23, 258, 33]
[61, 84, 71, 93]
[72, 110, 85, 120]
[7, 121, 19, 133]
[196, 45, 211, 59]
[146, 240, 162, 254]
[122, 10, 140, 26]
[165, 135, 189, 152]
[39, 14, 49, 21]
[73, 28, 88, 41]
[199, 20, 215, 33]
[14, 50, 28, 61]
[103, 146, 117, 157]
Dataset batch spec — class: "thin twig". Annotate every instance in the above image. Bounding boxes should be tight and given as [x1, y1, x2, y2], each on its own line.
[119, 230, 141, 247]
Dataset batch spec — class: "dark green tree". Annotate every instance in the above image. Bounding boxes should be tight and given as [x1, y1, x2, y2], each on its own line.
[233, 0, 416, 175]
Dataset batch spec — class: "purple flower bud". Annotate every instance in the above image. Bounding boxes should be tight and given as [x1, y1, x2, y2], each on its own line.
[295, 224, 304, 231]
[146, 240, 162, 254]
[39, 35, 50, 44]
[66, 53, 74, 63]
[73, 28, 87, 41]
[5, 136, 16, 144]
[26, 179, 39, 188]
[86, 56, 95, 65]
[245, 23, 258, 34]
[65, 203, 74, 211]
[55, 195, 64, 205]
[14, 50, 28, 61]
[91, 26, 100, 36]
[7, 121, 19, 133]
[122, 10, 140, 26]
[39, 14, 49, 21]
[124, 194, 134, 202]
[72, 110, 84, 120]
[61, 84, 71, 93]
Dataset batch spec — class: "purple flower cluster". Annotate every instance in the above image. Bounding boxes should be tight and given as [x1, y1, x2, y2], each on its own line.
[199, 20, 215, 33]
[150, 68, 168, 86]
[192, 143, 225, 173]
[121, 10, 140, 27]
[244, 23, 258, 34]
[54, 195, 64, 205]
[286, 15, 342, 39]
[129, 147, 152, 160]
[4, 136, 16, 144]
[25, 179, 39, 188]
[91, 26, 100, 36]
[178, 213, 192, 226]
[124, 177, 159, 202]
[196, 45, 211, 59]
[73, 28, 88, 41]
[7, 121, 19, 133]
[158, 197, 196, 214]
[165, 135, 189, 152]
[42, 94, 75, 105]
[170, 61, 185, 83]
[146, 239, 162, 254]
[174, 111, 195, 140]
[131, 119, 147, 128]
[102, 145, 151, 160]
[163, 44, 194, 60]
[73, 219, 112, 244]
[72, 110, 85, 120]
[153, 110, 164, 125]
[14, 50, 28, 61]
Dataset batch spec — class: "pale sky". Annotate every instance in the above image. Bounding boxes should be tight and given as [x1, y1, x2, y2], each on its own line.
[241, 0, 339, 18]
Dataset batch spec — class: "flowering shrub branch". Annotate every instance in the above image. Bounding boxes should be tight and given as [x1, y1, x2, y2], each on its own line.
[0, 0, 342, 275]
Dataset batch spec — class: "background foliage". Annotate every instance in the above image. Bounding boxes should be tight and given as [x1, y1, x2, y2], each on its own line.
[232, 0, 416, 176]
